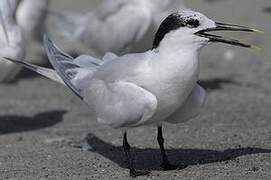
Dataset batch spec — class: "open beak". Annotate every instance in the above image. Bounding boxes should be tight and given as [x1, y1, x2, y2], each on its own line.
[195, 22, 262, 50]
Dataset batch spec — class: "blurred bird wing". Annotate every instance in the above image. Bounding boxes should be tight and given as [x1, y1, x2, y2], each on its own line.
[54, 1, 152, 55]
[0, 0, 13, 17]
[166, 84, 206, 124]
[8, 0, 19, 12]
[93, 4, 153, 53]
[85, 80, 157, 128]
[16, 0, 50, 41]
[94, 0, 129, 19]
[153, 0, 186, 28]
[112, 5, 152, 45]
[0, 0, 11, 46]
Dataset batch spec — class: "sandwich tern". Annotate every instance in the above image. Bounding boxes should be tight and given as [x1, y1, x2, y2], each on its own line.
[0, 0, 25, 82]
[3, 10, 261, 177]
[53, 0, 185, 57]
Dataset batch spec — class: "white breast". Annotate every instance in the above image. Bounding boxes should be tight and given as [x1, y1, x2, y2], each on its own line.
[143, 51, 200, 124]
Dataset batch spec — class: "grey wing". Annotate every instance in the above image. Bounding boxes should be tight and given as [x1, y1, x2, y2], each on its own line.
[43, 35, 102, 100]
[43, 35, 82, 99]
[166, 84, 206, 124]
[74, 55, 103, 67]
[85, 80, 157, 128]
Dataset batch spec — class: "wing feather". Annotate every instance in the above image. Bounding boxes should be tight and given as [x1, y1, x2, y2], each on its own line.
[84, 80, 157, 128]
[43, 35, 107, 100]
[43, 35, 83, 99]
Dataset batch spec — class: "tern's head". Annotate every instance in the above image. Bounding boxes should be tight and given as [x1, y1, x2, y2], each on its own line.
[153, 10, 261, 50]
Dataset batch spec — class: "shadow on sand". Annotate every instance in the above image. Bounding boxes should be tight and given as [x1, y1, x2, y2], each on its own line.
[0, 110, 66, 134]
[198, 77, 241, 91]
[85, 133, 271, 171]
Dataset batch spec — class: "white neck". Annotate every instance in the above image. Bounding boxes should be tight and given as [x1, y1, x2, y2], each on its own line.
[149, 31, 204, 85]
[159, 31, 205, 51]
[154, 33, 204, 65]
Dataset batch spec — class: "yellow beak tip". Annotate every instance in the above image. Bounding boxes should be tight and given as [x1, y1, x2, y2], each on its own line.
[250, 45, 262, 51]
[252, 29, 264, 34]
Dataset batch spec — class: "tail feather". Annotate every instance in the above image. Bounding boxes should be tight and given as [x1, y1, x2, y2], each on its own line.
[2, 57, 64, 84]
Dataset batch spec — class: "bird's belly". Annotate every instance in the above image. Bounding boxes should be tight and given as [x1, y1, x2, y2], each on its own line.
[153, 82, 197, 122]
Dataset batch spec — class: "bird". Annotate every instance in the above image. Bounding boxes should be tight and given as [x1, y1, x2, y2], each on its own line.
[0, 0, 25, 82]
[3, 9, 261, 177]
[52, 0, 186, 57]
[11, 0, 50, 43]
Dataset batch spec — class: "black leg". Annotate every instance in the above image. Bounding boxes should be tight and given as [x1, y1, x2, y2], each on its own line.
[157, 126, 186, 170]
[122, 132, 149, 178]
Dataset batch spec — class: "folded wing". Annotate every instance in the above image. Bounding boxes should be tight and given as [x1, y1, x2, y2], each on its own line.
[85, 80, 157, 128]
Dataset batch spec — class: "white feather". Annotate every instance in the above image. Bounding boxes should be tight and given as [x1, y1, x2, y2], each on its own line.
[53, 0, 185, 57]
[16, 0, 50, 42]
[0, 0, 26, 82]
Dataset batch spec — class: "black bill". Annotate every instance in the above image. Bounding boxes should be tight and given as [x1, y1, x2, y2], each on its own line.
[195, 22, 262, 50]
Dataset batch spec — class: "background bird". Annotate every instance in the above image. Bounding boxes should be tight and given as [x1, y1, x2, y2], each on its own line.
[3, 9, 260, 177]
[10, 0, 50, 43]
[52, 0, 185, 57]
[0, 0, 25, 82]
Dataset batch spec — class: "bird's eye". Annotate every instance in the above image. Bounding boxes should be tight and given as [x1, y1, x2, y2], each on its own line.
[186, 19, 200, 28]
